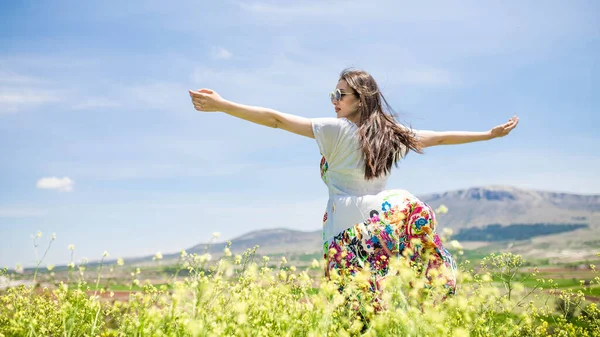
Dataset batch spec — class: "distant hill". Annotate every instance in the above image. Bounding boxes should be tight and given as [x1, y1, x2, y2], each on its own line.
[418, 185, 599, 231]
[126, 185, 600, 265]
[187, 228, 322, 256]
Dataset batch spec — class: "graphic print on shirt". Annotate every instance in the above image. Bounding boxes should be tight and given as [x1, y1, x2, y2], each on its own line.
[319, 155, 329, 182]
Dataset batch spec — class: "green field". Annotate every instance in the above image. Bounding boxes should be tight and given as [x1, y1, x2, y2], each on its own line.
[1, 249, 599, 336]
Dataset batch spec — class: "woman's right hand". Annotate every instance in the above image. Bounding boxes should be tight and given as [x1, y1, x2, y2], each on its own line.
[490, 116, 519, 138]
[189, 88, 227, 112]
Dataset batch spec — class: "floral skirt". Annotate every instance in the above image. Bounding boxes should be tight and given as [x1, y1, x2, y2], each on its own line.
[324, 193, 457, 294]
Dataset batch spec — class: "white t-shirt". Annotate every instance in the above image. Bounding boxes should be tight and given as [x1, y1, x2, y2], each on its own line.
[311, 117, 417, 242]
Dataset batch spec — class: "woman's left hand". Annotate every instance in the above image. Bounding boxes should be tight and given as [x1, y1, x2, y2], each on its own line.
[490, 116, 519, 138]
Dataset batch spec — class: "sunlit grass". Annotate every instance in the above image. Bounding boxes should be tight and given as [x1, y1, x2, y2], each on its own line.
[1, 233, 599, 336]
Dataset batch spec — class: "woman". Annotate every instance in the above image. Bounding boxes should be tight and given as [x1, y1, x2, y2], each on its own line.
[188, 68, 519, 295]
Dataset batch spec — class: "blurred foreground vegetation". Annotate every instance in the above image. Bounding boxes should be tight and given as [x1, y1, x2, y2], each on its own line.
[1, 234, 599, 337]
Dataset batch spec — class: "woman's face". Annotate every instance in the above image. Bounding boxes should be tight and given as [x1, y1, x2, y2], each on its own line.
[332, 79, 360, 123]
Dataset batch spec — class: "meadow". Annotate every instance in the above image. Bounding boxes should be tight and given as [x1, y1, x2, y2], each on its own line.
[1, 233, 599, 336]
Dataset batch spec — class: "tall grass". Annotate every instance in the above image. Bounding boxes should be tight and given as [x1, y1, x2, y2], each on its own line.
[0, 236, 599, 336]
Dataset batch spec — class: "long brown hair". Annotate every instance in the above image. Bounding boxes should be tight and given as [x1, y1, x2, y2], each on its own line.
[340, 68, 423, 180]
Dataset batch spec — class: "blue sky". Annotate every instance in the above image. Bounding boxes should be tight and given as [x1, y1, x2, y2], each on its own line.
[1, 0, 598, 268]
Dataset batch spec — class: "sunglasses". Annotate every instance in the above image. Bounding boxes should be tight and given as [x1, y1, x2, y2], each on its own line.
[329, 89, 356, 103]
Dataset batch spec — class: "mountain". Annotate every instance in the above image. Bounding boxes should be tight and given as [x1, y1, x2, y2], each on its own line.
[187, 228, 322, 256]
[417, 185, 599, 231]
[134, 185, 600, 265]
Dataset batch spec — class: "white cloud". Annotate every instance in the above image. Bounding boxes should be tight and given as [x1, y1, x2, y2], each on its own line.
[211, 46, 233, 60]
[0, 69, 48, 85]
[233, 1, 595, 59]
[125, 81, 189, 111]
[190, 54, 335, 102]
[36, 177, 75, 192]
[396, 68, 456, 86]
[235, 1, 476, 21]
[365, 66, 458, 88]
[0, 54, 99, 71]
[236, 1, 327, 17]
[0, 207, 48, 218]
[0, 61, 98, 113]
[0, 89, 63, 113]
[71, 98, 120, 110]
[45, 161, 257, 181]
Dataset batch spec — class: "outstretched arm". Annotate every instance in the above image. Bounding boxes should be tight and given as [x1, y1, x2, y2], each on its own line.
[416, 116, 519, 148]
[189, 89, 315, 139]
